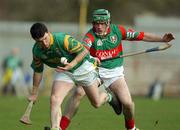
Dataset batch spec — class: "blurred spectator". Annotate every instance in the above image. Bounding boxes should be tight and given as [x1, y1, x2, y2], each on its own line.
[147, 78, 164, 100]
[1, 48, 24, 96]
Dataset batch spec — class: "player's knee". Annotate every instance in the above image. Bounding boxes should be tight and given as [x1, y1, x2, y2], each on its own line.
[74, 87, 85, 99]
[50, 94, 63, 107]
[91, 101, 101, 108]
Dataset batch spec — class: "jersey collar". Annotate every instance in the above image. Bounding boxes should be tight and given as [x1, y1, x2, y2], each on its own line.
[106, 26, 111, 34]
[49, 33, 54, 47]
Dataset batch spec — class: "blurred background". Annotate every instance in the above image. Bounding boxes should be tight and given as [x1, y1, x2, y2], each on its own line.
[0, 0, 180, 99]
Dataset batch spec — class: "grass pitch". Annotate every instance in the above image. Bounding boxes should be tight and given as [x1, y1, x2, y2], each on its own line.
[0, 96, 180, 130]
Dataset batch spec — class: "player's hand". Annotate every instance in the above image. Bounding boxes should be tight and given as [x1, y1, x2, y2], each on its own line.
[55, 64, 72, 72]
[162, 33, 175, 42]
[55, 66, 66, 72]
[94, 57, 101, 66]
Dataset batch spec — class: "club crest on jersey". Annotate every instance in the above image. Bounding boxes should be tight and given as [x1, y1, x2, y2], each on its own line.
[97, 40, 103, 46]
[110, 35, 117, 43]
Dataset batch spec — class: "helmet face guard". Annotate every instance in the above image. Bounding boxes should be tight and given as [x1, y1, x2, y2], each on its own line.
[92, 9, 110, 37]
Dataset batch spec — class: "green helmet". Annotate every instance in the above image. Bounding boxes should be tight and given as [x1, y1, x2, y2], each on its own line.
[92, 9, 110, 23]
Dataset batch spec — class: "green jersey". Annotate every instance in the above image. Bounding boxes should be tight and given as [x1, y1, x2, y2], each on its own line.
[3, 55, 22, 70]
[31, 33, 89, 73]
[82, 24, 144, 69]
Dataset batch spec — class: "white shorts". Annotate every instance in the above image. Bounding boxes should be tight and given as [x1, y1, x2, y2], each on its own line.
[54, 61, 99, 86]
[98, 66, 124, 88]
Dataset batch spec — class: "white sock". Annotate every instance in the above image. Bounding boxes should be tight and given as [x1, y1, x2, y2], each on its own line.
[51, 128, 61, 130]
[128, 126, 136, 130]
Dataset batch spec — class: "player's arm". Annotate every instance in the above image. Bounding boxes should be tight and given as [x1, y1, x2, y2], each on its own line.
[119, 25, 175, 42]
[28, 54, 44, 102]
[31, 72, 43, 96]
[67, 36, 89, 67]
[69, 49, 88, 68]
[28, 71, 43, 103]
[143, 32, 175, 42]
[119, 25, 144, 41]
[56, 35, 89, 71]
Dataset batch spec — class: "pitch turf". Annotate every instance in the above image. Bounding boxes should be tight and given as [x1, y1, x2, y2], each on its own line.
[0, 95, 180, 130]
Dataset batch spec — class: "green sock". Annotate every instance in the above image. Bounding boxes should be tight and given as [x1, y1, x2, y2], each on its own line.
[107, 93, 112, 102]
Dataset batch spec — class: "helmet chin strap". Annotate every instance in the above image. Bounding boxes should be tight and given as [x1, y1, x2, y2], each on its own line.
[95, 31, 107, 37]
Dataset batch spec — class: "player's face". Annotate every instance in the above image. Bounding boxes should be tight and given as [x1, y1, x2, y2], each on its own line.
[36, 32, 51, 49]
[93, 21, 109, 36]
[93, 22, 106, 34]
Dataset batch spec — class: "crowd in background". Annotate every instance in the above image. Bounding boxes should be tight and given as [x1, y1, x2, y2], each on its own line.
[0, 47, 55, 98]
[0, 48, 31, 98]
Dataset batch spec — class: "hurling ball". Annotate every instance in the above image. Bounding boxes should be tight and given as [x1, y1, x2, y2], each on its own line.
[60, 57, 68, 64]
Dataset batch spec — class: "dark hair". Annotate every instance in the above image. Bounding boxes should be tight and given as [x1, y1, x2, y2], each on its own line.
[30, 22, 48, 39]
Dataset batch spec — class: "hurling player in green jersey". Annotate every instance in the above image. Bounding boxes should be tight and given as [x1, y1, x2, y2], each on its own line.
[60, 9, 175, 130]
[28, 22, 113, 130]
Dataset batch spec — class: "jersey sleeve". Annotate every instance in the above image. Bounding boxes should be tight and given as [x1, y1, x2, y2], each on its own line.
[118, 25, 144, 41]
[63, 35, 85, 54]
[31, 54, 44, 73]
[82, 32, 94, 50]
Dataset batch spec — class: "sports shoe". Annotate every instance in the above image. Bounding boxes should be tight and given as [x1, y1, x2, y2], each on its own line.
[106, 88, 123, 115]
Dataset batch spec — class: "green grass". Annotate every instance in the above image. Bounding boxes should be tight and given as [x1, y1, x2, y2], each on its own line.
[0, 96, 180, 130]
